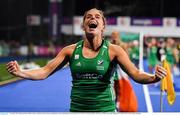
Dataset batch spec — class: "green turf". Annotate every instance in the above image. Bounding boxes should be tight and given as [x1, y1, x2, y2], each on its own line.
[0, 63, 15, 81]
[0, 58, 49, 82]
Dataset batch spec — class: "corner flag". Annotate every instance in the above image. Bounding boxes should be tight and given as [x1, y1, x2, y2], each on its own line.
[161, 59, 176, 105]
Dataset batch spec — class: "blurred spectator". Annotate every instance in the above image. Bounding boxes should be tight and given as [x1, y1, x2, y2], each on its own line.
[165, 37, 179, 77]
[157, 38, 166, 61]
[0, 41, 2, 56]
[1, 40, 10, 56]
[28, 41, 35, 56]
[110, 31, 128, 52]
[48, 41, 56, 57]
[165, 37, 179, 66]
[110, 31, 138, 112]
[177, 42, 180, 69]
[145, 37, 159, 73]
[27, 41, 35, 62]
[9, 40, 20, 56]
[129, 40, 139, 68]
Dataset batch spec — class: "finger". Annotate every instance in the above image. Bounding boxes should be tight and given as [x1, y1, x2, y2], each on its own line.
[155, 72, 163, 79]
[156, 70, 166, 79]
[14, 60, 18, 64]
[7, 66, 16, 73]
[7, 61, 16, 67]
[9, 69, 17, 73]
[6, 61, 14, 67]
[157, 68, 167, 77]
[155, 68, 163, 77]
[157, 66, 166, 73]
[6, 65, 14, 71]
[6, 62, 16, 70]
[14, 61, 19, 70]
[156, 66, 167, 76]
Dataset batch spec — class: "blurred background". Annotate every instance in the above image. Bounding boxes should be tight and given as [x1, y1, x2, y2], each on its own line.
[0, 0, 179, 45]
[0, 0, 180, 112]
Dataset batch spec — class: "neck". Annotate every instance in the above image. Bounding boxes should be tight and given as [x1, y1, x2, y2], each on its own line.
[84, 34, 103, 51]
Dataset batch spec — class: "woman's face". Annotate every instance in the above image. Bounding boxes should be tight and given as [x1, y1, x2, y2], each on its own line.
[151, 38, 157, 45]
[167, 38, 175, 46]
[82, 9, 105, 36]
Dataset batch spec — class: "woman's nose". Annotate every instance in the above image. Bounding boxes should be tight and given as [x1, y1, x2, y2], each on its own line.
[90, 15, 95, 19]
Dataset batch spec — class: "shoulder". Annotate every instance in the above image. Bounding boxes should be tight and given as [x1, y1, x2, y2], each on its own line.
[61, 40, 84, 55]
[108, 43, 126, 60]
[109, 43, 123, 52]
[105, 40, 124, 50]
[58, 43, 77, 56]
[63, 44, 76, 51]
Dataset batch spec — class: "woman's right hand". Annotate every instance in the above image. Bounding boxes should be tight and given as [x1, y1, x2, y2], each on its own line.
[6, 61, 22, 77]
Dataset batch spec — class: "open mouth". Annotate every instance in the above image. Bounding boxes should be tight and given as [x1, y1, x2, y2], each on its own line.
[88, 23, 97, 29]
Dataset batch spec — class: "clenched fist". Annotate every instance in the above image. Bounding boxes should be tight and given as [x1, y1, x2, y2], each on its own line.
[6, 61, 21, 77]
[154, 65, 167, 80]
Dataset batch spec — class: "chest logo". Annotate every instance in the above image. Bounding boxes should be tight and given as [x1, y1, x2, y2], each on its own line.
[76, 62, 81, 67]
[97, 60, 104, 65]
[74, 54, 79, 59]
[97, 60, 104, 70]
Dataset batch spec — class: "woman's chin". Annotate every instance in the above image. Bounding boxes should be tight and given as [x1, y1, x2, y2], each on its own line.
[85, 32, 95, 39]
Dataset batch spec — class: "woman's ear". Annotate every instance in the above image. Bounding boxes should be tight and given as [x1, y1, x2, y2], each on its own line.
[102, 26, 105, 33]
[103, 25, 105, 30]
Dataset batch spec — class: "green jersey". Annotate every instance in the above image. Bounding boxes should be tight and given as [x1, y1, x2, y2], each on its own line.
[129, 46, 139, 60]
[147, 46, 159, 67]
[69, 40, 116, 112]
[166, 47, 176, 66]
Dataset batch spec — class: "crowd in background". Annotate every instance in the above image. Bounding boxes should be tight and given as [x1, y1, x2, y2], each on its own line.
[0, 35, 81, 58]
[144, 37, 180, 79]
[107, 33, 180, 78]
[0, 36, 179, 76]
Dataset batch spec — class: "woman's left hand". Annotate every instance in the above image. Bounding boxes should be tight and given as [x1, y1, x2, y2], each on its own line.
[154, 65, 167, 80]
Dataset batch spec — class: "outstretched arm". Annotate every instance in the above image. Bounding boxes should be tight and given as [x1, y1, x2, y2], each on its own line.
[109, 44, 166, 84]
[6, 44, 75, 80]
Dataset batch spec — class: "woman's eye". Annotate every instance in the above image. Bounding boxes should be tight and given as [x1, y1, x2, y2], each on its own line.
[86, 16, 91, 19]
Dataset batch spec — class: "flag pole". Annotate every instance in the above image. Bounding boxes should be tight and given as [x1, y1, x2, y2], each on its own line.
[160, 89, 164, 112]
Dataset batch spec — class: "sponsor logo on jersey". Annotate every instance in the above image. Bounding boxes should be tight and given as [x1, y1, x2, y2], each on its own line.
[73, 73, 103, 80]
[76, 62, 81, 66]
[76, 45, 81, 49]
[97, 60, 103, 65]
[97, 60, 104, 70]
[74, 54, 79, 59]
[96, 66, 104, 70]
